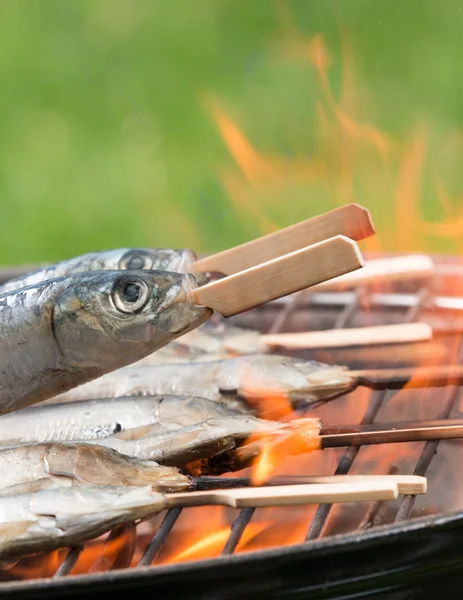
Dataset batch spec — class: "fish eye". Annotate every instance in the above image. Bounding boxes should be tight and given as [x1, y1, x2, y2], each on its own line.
[119, 251, 153, 271]
[111, 276, 152, 314]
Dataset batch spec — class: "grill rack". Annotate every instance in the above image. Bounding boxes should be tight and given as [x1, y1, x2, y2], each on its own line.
[2, 254, 463, 587]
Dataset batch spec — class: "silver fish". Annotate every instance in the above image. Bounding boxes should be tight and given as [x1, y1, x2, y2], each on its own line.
[52, 355, 355, 408]
[0, 270, 211, 415]
[132, 320, 264, 366]
[92, 415, 322, 472]
[0, 395, 246, 448]
[0, 485, 167, 568]
[0, 443, 190, 495]
[0, 247, 206, 294]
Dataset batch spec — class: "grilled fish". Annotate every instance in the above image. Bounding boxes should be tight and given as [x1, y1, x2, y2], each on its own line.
[52, 355, 355, 409]
[0, 395, 246, 448]
[0, 247, 207, 294]
[133, 320, 265, 366]
[92, 415, 322, 473]
[0, 443, 190, 496]
[0, 270, 211, 415]
[0, 485, 167, 568]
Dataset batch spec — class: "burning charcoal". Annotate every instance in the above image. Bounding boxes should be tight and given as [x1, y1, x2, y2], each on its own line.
[0, 443, 191, 496]
[0, 485, 167, 568]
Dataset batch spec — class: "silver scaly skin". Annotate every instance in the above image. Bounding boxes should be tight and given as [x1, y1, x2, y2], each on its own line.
[0, 442, 190, 496]
[0, 395, 245, 448]
[132, 320, 265, 366]
[0, 270, 212, 415]
[85, 414, 322, 471]
[51, 355, 356, 409]
[0, 247, 207, 294]
[0, 485, 167, 568]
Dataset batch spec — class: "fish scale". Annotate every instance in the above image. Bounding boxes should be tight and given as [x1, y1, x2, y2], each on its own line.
[0, 269, 211, 415]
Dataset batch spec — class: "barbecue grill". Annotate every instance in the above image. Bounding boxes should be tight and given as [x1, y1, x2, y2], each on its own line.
[2, 252, 463, 599]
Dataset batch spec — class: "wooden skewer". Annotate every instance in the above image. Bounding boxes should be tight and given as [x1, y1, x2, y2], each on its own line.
[191, 204, 374, 276]
[261, 323, 432, 350]
[193, 475, 427, 495]
[231, 421, 463, 464]
[350, 364, 463, 390]
[321, 423, 463, 447]
[270, 475, 426, 494]
[193, 236, 364, 317]
[167, 481, 399, 508]
[310, 254, 434, 291]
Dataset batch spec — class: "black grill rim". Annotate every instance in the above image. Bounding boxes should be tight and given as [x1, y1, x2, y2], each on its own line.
[1, 508, 463, 599]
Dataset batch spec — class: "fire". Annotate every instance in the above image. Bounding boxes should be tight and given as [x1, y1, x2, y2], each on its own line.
[205, 21, 463, 258]
[251, 444, 275, 485]
[162, 523, 268, 564]
[7, 24, 463, 584]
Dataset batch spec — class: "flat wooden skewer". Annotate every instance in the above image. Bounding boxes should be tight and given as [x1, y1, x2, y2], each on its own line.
[231, 420, 463, 464]
[193, 236, 364, 317]
[193, 475, 427, 495]
[261, 323, 432, 350]
[310, 254, 434, 291]
[350, 364, 463, 390]
[167, 481, 399, 508]
[191, 204, 374, 276]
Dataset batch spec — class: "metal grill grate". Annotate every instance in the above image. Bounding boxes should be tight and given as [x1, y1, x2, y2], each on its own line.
[2, 253, 463, 584]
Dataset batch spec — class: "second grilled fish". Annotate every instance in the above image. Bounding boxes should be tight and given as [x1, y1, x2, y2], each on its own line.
[0, 247, 206, 294]
[0, 442, 190, 496]
[0, 395, 246, 448]
[51, 355, 356, 409]
[0, 485, 167, 568]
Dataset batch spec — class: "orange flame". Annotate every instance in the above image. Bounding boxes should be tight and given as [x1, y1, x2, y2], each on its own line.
[8, 23, 463, 583]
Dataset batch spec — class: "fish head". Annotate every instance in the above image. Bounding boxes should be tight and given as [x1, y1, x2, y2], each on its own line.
[79, 248, 207, 284]
[117, 248, 208, 284]
[53, 270, 212, 370]
[232, 355, 356, 409]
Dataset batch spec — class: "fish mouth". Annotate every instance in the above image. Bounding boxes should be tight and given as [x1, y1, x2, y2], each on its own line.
[159, 274, 212, 334]
[166, 305, 212, 334]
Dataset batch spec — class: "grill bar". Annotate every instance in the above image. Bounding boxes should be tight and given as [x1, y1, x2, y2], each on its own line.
[395, 338, 463, 522]
[305, 292, 425, 540]
[7, 254, 463, 586]
[139, 507, 183, 566]
[221, 508, 255, 555]
[53, 546, 83, 578]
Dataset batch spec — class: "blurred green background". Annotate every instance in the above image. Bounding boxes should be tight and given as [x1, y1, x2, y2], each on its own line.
[1, 0, 463, 264]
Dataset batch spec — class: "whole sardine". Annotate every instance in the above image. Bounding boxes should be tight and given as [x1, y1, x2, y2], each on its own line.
[0, 247, 206, 294]
[93, 415, 322, 472]
[0, 443, 190, 496]
[52, 355, 355, 408]
[0, 485, 167, 568]
[0, 395, 246, 448]
[133, 320, 264, 366]
[0, 270, 211, 415]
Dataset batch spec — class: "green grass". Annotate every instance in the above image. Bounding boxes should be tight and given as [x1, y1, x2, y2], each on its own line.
[1, 0, 463, 264]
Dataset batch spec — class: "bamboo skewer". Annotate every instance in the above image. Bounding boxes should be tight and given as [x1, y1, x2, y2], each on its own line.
[193, 475, 427, 495]
[310, 254, 434, 291]
[167, 481, 399, 508]
[231, 420, 463, 464]
[320, 423, 463, 447]
[350, 364, 463, 390]
[261, 323, 432, 350]
[193, 236, 364, 317]
[191, 204, 374, 276]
